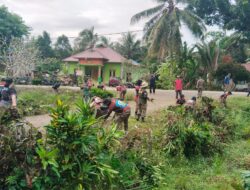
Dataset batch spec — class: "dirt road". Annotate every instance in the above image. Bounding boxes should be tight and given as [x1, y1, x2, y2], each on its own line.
[25, 89, 246, 128]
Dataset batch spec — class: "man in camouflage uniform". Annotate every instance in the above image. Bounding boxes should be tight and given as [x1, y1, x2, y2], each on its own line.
[137, 82, 153, 122]
[196, 77, 205, 98]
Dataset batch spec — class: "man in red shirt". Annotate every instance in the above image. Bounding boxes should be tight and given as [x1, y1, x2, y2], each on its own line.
[174, 76, 183, 99]
[102, 98, 131, 132]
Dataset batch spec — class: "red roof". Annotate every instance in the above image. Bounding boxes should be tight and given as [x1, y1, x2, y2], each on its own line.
[63, 46, 126, 63]
[242, 63, 250, 72]
[63, 56, 78, 62]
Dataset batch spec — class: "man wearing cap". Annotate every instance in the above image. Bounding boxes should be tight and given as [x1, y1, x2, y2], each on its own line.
[0, 78, 17, 108]
[102, 98, 131, 132]
[137, 81, 153, 122]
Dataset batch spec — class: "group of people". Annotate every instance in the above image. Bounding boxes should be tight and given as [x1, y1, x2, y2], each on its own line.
[66, 73, 249, 132]
[89, 79, 154, 133]
[1, 72, 250, 132]
[173, 73, 240, 108]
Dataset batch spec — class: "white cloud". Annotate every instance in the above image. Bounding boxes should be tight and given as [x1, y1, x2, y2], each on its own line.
[0, 0, 215, 44]
[0, 0, 156, 39]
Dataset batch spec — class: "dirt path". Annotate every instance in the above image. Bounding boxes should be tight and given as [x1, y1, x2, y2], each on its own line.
[25, 90, 246, 128]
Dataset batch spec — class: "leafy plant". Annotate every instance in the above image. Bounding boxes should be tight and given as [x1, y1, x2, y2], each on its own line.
[162, 97, 235, 158]
[90, 87, 114, 99]
[242, 171, 250, 190]
[0, 116, 41, 189]
[34, 100, 120, 189]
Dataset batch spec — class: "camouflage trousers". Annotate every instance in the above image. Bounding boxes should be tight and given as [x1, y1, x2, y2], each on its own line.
[138, 103, 147, 118]
[197, 88, 203, 98]
[114, 109, 131, 131]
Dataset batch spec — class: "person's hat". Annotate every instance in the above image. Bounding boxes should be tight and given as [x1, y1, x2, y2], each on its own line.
[177, 75, 180, 78]
[141, 81, 148, 89]
[94, 97, 103, 104]
[191, 96, 197, 101]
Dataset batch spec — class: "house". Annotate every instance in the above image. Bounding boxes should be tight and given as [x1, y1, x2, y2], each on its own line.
[63, 45, 130, 83]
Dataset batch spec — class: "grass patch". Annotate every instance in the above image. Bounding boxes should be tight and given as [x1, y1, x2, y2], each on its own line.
[127, 97, 250, 189]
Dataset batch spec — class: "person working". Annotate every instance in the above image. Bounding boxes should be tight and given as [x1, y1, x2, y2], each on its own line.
[176, 94, 186, 106]
[137, 82, 153, 122]
[102, 98, 131, 132]
[220, 92, 232, 107]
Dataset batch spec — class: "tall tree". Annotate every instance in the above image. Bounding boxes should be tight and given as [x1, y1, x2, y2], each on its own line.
[115, 32, 144, 62]
[195, 32, 223, 73]
[131, 0, 206, 60]
[35, 31, 54, 58]
[98, 36, 114, 47]
[74, 27, 98, 52]
[3, 38, 39, 78]
[0, 6, 29, 53]
[54, 35, 72, 59]
[188, 0, 250, 41]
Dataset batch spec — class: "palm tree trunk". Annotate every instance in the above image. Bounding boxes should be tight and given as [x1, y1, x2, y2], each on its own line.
[213, 48, 220, 71]
[168, 0, 174, 11]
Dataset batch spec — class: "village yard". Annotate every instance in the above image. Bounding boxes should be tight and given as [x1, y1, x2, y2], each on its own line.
[24, 86, 247, 128]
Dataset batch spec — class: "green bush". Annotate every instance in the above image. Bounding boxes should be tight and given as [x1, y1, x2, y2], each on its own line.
[0, 114, 41, 189]
[162, 97, 236, 158]
[215, 63, 250, 82]
[90, 87, 114, 99]
[32, 79, 42, 85]
[18, 98, 46, 116]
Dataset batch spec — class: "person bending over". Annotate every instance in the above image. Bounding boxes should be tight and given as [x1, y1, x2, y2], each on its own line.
[102, 98, 131, 132]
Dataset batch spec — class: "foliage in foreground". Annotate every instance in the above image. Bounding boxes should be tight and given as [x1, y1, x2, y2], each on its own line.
[1, 97, 250, 189]
[90, 87, 114, 99]
[0, 100, 160, 189]
[161, 97, 236, 158]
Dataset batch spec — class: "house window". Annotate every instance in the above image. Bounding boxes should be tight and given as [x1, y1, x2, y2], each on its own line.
[109, 70, 116, 77]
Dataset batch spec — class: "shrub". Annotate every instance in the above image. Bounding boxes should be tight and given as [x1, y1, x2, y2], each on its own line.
[215, 63, 250, 82]
[0, 112, 41, 189]
[31, 79, 42, 85]
[162, 97, 236, 158]
[33, 100, 122, 189]
[90, 87, 114, 99]
[18, 98, 46, 116]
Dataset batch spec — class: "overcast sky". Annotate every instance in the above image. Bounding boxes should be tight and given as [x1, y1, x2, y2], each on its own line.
[0, 0, 200, 44]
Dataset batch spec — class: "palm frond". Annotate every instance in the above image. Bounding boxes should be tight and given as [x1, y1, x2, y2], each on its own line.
[131, 4, 165, 24]
[148, 10, 182, 59]
[178, 9, 206, 37]
[143, 12, 163, 41]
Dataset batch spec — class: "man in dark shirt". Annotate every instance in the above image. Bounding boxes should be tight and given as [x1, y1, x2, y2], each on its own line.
[0, 78, 17, 108]
[102, 98, 131, 132]
[149, 74, 156, 94]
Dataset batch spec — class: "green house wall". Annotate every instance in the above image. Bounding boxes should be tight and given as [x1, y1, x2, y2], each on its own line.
[63, 62, 78, 74]
[63, 62, 122, 83]
[103, 62, 121, 83]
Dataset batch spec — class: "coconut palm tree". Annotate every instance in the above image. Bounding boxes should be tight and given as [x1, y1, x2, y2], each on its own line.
[115, 32, 143, 61]
[74, 27, 98, 53]
[131, 0, 206, 60]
